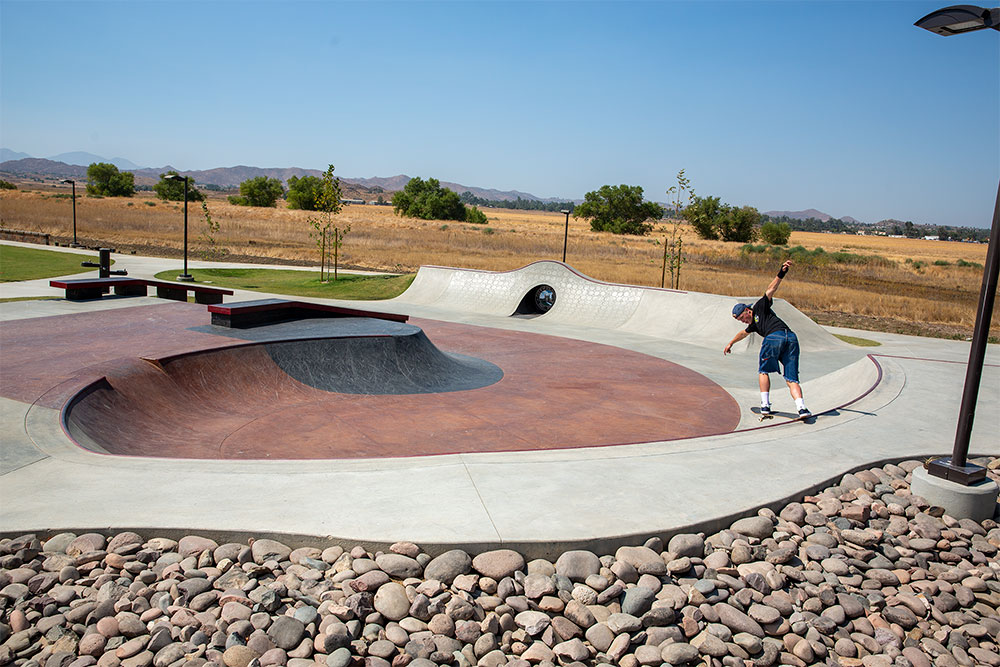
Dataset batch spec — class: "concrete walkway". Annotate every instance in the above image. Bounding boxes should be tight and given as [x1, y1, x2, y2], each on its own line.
[1, 243, 997, 558]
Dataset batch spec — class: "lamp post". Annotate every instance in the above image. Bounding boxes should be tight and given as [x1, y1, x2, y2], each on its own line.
[915, 5, 1000, 485]
[61, 179, 78, 247]
[561, 209, 571, 263]
[164, 174, 194, 281]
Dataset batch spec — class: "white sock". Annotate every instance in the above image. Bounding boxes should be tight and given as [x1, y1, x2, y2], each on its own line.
[761, 392, 770, 407]
[795, 398, 806, 410]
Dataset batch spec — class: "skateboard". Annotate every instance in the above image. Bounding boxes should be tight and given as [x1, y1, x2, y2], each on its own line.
[751, 406, 814, 423]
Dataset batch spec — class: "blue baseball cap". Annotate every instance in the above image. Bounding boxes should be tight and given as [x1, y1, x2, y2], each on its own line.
[732, 303, 749, 317]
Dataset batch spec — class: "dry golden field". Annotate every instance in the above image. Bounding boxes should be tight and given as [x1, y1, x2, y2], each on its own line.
[1, 185, 995, 339]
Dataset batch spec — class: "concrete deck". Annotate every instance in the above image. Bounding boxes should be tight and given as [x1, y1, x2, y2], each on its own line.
[1, 244, 997, 558]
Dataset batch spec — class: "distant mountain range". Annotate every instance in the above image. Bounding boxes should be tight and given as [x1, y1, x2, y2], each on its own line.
[763, 208, 861, 224]
[2, 150, 871, 219]
[0, 149, 141, 171]
[0, 150, 569, 204]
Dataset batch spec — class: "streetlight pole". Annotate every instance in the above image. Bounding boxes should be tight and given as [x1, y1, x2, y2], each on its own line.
[61, 179, 78, 246]
[915, 4, 1000, 485]
[561, 209, 570, 263]
[164, 174, 194, 281]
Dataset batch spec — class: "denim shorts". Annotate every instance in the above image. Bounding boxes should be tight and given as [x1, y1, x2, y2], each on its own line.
[759, 330, 800, 383]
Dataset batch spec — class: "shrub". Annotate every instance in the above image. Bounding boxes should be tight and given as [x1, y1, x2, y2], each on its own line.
[957, 259, 982, 268]
[760, 221, 791, 245]
[0, 179, 16, 190]
[933, 260, 950, 266]
[465, 206, 488, 224]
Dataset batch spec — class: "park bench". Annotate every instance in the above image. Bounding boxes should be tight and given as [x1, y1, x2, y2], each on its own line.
[207, 298, 409, 328]
[49, 277, 149, 301]
[141, 280, 233, 304]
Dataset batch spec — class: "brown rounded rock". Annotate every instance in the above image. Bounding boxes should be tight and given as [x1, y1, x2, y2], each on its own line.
[472, 550, 525, 580]
[223, 645, 260, 667]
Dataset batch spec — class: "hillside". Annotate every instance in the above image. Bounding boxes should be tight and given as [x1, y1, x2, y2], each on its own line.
[764, 208, 861, 224]
[0, 157, 559, 203]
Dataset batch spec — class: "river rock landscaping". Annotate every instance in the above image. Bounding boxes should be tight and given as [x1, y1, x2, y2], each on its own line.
[2, 458, 998, 667]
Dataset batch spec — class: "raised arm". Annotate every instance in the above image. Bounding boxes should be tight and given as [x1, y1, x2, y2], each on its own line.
[764, 260, 793, 299]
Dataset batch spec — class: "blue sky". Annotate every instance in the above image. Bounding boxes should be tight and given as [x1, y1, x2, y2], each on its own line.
[1, 1, 997, 227]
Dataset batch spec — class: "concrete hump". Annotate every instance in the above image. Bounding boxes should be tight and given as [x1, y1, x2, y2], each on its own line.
[394, 261, 851, 352]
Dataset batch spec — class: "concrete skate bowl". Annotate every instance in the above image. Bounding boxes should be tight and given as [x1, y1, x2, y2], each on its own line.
[59, 320, 744, 460]
[62, 329, 502, 459]
[393, 260, 854, 352]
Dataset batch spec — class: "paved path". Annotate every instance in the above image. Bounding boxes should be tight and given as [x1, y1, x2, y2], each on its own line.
[0, 243, 997, 558]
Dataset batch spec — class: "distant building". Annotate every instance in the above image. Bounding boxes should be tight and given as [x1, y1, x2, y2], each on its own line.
[340, 198, 365, 205]
[923, 235, 940, 241]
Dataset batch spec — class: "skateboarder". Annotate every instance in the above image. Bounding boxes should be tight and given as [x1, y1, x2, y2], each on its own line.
[724, 260, 811, 419]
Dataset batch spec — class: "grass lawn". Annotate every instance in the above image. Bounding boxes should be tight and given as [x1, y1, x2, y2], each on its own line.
[152, 268, 415, 300]
[833, 333, 881, 347]
[0, 245, 99, 281]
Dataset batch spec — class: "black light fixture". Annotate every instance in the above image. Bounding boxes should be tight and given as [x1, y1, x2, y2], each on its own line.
[914, 4, 999, 34]
[915, 5, 1000, 485]
[561, 209, 571, 263]
[61, 179, 79, 247]
[163, 174, 194, 281]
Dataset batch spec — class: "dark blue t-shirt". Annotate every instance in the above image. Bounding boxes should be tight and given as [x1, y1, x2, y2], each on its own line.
[745, 295, 791, 337]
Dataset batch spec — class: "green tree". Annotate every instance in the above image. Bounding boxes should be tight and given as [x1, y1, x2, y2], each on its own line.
[661, 169, 695, 289]
[683, 195, 725, 240]
[575, 184, 664, 236]
[718, 205, 760, 243]
[198, 201, 227, 261]
[229, 176, 285, 207]
[86, 162, 135, 197]
[286, 175, 323, 210]
[392, 177, 468, 221]
[153, 171, 204, 202]
[760, 221, 792, 245]
[307, 165, 347, 281]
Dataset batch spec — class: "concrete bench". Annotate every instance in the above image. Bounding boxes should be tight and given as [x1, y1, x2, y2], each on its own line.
[142, 280, 234, 305]
[49, 277, 149, 301]
[207, 298, 408, 328]
[50, 277, 233, 304]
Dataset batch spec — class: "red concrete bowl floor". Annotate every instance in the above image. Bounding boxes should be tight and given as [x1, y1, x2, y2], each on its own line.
[0, 302, 741, 459]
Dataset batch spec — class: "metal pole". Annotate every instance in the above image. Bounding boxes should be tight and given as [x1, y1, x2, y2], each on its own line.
[179, 177, 193, 281]
[562, 210, 570, 263]
[71, 181, 77, 246]
[928, 179, 1000, 485]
